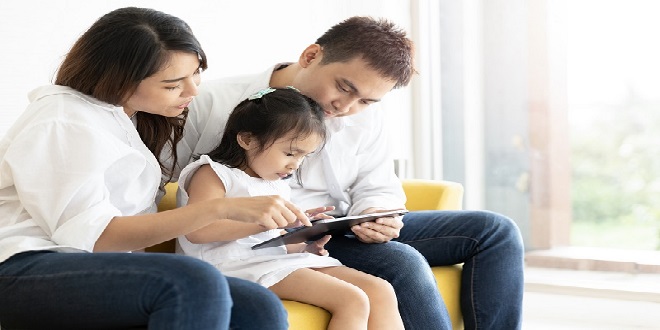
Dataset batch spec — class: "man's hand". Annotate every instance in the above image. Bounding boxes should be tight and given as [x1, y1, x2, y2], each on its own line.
[351, 208, 405, 243]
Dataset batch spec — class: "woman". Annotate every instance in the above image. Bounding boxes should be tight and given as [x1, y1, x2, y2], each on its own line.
[0, 7, 300, 329]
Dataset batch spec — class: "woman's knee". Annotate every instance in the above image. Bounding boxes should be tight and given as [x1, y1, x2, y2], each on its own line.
[146, 254, 231, 306]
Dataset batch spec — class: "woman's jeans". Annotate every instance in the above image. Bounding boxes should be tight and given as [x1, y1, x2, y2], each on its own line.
[326, 210, 525, 330]
[0, 251, 287, 330]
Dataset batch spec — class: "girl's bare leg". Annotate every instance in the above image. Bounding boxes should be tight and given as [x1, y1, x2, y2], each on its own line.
[269, 267, 370, 330]
[316, 266, 404, 330]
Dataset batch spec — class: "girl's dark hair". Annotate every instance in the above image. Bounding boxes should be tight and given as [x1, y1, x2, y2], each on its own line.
[316, 16, 415, 88]
[208, 88, 326, 172]
[55, 7, 207, 178]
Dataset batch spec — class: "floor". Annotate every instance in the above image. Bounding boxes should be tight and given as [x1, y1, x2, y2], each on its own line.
[522, 267, 660, 329]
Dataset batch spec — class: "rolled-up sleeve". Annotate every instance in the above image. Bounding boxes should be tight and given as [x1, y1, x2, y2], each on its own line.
[6, 121, 124, 251]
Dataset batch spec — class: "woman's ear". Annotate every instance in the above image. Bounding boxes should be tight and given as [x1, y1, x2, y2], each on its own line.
[237, 132, 254, 150]
[299, 44, 322, 68]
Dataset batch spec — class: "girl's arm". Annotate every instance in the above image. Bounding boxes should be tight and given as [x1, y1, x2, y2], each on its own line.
[183, 165, 285, 244]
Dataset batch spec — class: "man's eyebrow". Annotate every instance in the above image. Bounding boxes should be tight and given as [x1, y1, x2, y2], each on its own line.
[341, 78, 381, 103]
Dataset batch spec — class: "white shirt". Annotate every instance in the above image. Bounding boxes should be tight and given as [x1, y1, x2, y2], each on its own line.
[170, 64, 405, 216]
[0, 86, 160, 263]
[176, 155, 341, 287]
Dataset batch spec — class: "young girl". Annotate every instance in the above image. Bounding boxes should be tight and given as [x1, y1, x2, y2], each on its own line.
[177, 87, 404, 330]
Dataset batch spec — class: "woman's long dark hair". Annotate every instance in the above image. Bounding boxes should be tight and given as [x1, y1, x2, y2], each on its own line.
[208, 88, 326, 172]
[55, 7, 207, 178]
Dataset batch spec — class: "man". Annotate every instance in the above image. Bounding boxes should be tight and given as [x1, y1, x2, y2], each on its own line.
[173, 16, 524, 329]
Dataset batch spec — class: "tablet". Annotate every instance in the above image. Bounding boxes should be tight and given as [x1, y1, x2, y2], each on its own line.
[251, 210, 408, 250]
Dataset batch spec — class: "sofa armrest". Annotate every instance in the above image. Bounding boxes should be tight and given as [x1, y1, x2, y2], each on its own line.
[157, 183, 179, 212]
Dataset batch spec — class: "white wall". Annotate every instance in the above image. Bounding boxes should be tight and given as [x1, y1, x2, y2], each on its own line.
[0, 0, 413, 159]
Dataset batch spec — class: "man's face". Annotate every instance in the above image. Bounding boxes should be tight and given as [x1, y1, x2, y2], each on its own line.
[293, 53, 397, 118]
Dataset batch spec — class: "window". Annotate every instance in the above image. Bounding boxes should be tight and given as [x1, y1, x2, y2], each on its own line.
[430, 0, 660, 270]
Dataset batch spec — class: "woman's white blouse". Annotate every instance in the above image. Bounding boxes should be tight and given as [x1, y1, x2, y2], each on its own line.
[0, 85, 161, 263]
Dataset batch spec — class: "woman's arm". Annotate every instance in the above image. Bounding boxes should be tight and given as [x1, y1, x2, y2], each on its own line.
[95, 164, 305, 251]
[94, 192, 304, 252]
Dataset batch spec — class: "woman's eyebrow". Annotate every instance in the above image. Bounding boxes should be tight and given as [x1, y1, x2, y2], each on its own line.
[160, 77, 185, 83]
[160, 66, 201, 83]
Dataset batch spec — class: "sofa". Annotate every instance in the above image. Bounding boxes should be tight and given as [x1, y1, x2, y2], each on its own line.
[148, 179, 465, 329]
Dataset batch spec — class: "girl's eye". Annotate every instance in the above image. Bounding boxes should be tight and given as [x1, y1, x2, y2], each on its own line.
[166, 86, 180, 91]
[285, 152, 294, 157]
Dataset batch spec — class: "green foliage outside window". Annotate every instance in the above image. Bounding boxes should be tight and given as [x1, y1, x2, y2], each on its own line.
[571, 97, 660, 250]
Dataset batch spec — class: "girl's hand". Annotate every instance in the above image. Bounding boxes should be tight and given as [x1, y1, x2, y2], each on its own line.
[305, 206, 335, 219]
[303, 235, 331, 255]
[282, 206, 334, 228]
[285, 235, 332, 256]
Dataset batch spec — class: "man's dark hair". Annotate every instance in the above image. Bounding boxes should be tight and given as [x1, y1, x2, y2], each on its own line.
[316, 16, 415, 88]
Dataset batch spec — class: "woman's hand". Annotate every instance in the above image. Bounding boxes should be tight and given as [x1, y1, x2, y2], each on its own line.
[220, 196, 312, 229]
[350, 208, 405, 244]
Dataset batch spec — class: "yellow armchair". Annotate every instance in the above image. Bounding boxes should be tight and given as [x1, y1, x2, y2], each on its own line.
[151, 179, 464, 329]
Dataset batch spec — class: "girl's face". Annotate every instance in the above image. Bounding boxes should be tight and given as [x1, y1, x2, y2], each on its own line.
[123, 51, 201, 118]
[240, 131, 323, 181]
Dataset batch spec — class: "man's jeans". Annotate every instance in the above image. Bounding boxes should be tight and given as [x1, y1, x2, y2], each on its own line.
[0, 251, 288, 330]
[326, 210, 525, 330]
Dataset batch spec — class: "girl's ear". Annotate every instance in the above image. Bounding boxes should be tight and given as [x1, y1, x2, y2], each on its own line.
[237, 132, 254, 150]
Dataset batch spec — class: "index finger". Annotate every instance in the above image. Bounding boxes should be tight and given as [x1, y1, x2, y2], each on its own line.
[305, 206, 335, 217]
[286, 201, 312, 226]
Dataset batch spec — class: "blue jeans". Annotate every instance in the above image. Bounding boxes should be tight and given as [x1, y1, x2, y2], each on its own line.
[0, 251, 287, 330]
[326, 210, 524, 330]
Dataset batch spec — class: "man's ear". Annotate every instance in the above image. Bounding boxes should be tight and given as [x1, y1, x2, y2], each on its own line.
[299, 44, 322, 68]
[237, 132, 255, 150]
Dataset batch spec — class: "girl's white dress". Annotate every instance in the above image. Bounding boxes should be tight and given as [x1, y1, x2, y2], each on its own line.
[176, 155, 342, 287]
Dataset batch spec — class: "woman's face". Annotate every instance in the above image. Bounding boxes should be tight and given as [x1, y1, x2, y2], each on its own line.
[123, 51, 201, 118]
